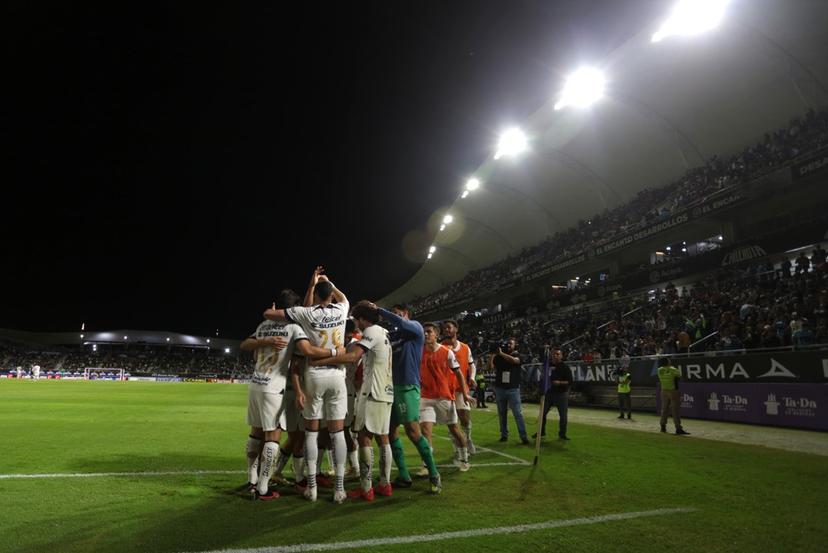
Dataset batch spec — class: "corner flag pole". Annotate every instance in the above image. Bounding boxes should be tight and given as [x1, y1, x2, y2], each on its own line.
[533, 345, 550, 466]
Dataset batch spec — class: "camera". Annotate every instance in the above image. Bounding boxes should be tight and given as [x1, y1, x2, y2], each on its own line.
[488, 340, 509, 354]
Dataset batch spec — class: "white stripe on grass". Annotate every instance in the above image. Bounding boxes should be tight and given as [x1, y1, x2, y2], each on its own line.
[181, 508, 698, 553]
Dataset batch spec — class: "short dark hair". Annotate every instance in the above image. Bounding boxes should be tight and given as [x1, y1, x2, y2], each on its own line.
[345, 319, 356, 335]
[422, 322, 439, 332]
[658, 356, 671, 367]
[275, 289, 301, 310]
[313, 280, 334, 302]
[442, 319, 459, 330]
[351, 300, 379, 324]
[393, 303, 412, 316]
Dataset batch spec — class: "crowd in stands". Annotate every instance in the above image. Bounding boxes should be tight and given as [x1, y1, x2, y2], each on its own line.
[408, 109, 828, 315]
[466, 248, 828, 367]
[0, 342, 254, 378]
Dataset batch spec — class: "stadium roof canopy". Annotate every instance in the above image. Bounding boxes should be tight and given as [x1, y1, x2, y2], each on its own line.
[381, 0, 828, 306]
[0, 328, 241, 349]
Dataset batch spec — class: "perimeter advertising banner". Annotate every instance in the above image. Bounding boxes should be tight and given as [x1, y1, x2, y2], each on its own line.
[657, 383, 827, 430]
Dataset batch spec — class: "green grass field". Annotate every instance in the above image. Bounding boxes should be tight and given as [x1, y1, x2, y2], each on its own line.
[1, 380, 826, 553]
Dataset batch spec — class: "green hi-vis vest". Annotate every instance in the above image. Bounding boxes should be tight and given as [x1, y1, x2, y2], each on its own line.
[617, 372, 631, 393]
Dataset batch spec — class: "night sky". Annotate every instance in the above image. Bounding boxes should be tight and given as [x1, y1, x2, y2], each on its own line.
[3, 1, 662, 338]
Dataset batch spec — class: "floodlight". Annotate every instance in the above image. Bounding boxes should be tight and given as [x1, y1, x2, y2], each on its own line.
[465, 178, 480, 191]
[427, 253, 433, 260]
[442, 214, 453, 225]
[166, 337, 171, 342]
[429, 245, 437, 254]
[651, 0, 729, 43]
[123, 335, 128, 340]
[224, 347, 231, 353]
[494, 127, 528, 159]
[554, 67, 606, 110]
[80, 334, 84, 339]
[206, 339, 211, 343]
[439, 224, 446, 231]
[461, 191, 469, 199]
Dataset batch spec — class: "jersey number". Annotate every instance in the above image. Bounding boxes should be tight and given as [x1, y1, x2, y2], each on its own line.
[318, 328, 343, 347]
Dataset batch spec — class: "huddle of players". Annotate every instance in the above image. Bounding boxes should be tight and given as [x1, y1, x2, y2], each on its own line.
[241, 267, 477, 503]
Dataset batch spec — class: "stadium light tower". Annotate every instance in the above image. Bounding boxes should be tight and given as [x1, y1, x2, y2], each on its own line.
[494, 128, 528, 159]
[554, 67, 606, 110]
[651, 0, 729, 43]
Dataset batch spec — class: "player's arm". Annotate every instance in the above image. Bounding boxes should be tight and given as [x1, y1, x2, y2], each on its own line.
[263, 303, 288, 322]
[303, 266, 324, 307]
[293, 338, 345, 360]
[290, 356, 307, 410]
[240, 335, 288, 352]
[468, 360, 477, 388]
[309, 343, 366, 366]
[378, 307, 423, 339]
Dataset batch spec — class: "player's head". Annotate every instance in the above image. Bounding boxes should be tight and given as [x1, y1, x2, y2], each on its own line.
[275, 289, 301, 310]
[441, 319, 459, 340]
[392, 303, 411, 320]
[313, 280, 335, 304]
[658, 356, 671, 367]
[345, 319, 357, 339]
[423, 322, 439, 345]
[351, 300, 379, 331]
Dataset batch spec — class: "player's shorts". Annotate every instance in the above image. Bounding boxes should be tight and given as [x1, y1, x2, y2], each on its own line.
[419, 397, 458, 425]
[354, 394, 392, 436]
[390, 385, 420, 426]
[283, 388, 304, 432]
[304, 369, 348, 421]
[247, 388, 286, 432]
[454, 390, 471, 411]
[344, 392, 356, 427]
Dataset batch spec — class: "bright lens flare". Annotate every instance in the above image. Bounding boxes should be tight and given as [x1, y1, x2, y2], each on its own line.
[429, 245, 437, 254]
[554, 67, 605, 110]
[442, 214, 453, 225]
[494, 128, 528, 159]
[651, 0, 729, 43]
[465, 178, 480, 191]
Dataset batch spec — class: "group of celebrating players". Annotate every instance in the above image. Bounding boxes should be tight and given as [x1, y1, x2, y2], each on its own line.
[241, 267, 478, 503]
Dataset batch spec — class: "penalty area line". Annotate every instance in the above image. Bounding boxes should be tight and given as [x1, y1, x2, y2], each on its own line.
[182, 507, 698, 553]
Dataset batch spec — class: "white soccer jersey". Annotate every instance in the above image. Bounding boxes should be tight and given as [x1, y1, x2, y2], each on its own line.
[249, 320, 308, 393]
[355, 324, 394, 403]
[285, 301, 350, 370]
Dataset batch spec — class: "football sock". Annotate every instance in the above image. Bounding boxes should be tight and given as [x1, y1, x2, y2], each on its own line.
[331, 430, 347, 493]
[246, 435, 262, 485]
[416, 436, 439, 477]
[463, 420, 472, 443]
[391, 437, 410, 480]
[348, 449, 359, 471]
[325, 448, 334, 473]
[379, 443, 392, 486]
[458, 446, 468, 463]
[256, 441, 279, 495]
[359, 445, 373, 492]
[274, 448, 291, 476]
[304, 431, 319, 489]
[292, 454, 305, 482]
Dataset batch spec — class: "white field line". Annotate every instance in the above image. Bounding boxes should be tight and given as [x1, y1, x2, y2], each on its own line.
[181, 507, 698, 553]
[436, 435, 531, 466]
[0, 440, 529, 480]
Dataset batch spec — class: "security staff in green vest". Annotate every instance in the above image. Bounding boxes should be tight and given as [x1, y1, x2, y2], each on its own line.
[475, 370, 488, 408]
[617, 366, 632, 420]
[657, 357, 690, 435]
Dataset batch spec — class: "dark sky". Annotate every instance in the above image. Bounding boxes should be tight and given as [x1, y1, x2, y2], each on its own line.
[3, 1, 662, 338]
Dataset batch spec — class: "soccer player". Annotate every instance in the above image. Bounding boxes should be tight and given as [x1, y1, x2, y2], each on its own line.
[420, 323, 471, 472]
[310, 301, 394, 501]
[441, 319, 477, 455]
[32, 365, 41, 381]
[264, 268, 350, 503]
[240, 288, 344, 500]
[377, 303, 442, 494]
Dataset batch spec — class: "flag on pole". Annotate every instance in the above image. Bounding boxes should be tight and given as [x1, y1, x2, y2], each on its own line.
[533, 346, 551, 465]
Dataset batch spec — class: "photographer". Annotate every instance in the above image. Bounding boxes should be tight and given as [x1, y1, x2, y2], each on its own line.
[487, 338, 529, 444]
